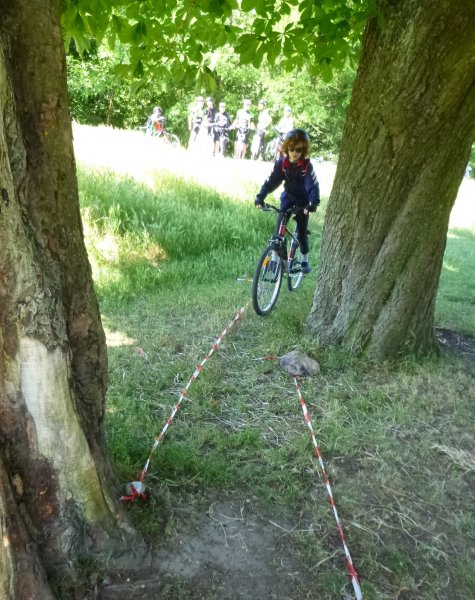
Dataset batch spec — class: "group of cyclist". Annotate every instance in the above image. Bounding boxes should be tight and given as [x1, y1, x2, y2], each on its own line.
[145, 97, 298, 160]
[144, 102, 319, 293]
[187, 96, 296, 159]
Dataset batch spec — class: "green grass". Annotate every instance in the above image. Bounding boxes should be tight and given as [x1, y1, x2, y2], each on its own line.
[79, 162, 474, 600]
[437, 229, 475, 333]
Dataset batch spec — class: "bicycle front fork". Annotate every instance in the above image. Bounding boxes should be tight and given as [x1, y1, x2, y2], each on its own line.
[270, 237, 291, 272]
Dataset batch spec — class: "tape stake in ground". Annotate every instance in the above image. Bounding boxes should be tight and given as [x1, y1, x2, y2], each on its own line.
[120, 481, 147, 502]
[293, 377, 363, 600]
[121, 304, 248, 502]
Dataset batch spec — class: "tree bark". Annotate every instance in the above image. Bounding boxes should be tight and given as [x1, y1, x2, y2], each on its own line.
[307, 0, 475, 358]
[0, 1, 144, 595]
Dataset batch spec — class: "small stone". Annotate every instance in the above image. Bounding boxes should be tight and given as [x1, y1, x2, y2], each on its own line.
[280, 351, 320, 377]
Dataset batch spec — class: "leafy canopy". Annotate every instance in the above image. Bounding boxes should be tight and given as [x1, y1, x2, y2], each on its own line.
[61, 0, 377, 88]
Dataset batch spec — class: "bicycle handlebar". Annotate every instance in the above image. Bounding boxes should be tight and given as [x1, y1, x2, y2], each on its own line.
[262, 203, 308, 215]
[261, 203, 279, 212]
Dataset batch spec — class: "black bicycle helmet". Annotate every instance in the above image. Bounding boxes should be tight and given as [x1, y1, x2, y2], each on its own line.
[284, 128, 309, 142]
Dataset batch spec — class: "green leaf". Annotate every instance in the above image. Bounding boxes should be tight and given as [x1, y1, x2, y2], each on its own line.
[254, 18, 266, 36]
[254, 0, 268, 18]
[251, 42, 265, 68]
[319, 61, 333, 82]
[72, 32, 91, 55]
[235, 34, 259, 58]
[266, 39, 281, 64]
[205, 69, 217, 92]
[241, 0, 256, 11]
[129, 79, 146, 94]
[134, 60, 143, 79]
[113, 63, 132, 80]
[132, 21, 147, 42]
[74, 12, 86, 34]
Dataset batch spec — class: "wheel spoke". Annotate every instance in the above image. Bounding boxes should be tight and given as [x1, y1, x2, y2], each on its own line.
[252, 246, 282, 315]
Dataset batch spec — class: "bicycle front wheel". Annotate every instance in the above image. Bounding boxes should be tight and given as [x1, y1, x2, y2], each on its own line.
[287, 243, 304, 291]
[252, 246, 283, 316]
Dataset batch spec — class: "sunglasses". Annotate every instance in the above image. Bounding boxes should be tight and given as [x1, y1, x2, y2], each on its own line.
[289, 146, 304, 153]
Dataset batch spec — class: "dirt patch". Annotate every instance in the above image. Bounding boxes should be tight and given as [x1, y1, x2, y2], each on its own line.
[97, 498, 317, 600]
[436, 327, 475, 370]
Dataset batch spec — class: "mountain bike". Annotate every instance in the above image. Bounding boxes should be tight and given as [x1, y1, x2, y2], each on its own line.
[250, 129, 267, 160]
[252, 204, 308, 316]
[233, 127, 250, 159]
[263, 129, 284, 161]
[142, 120, 181, 147]
[157, 130, 181, 146]
[213, 125, 229, 156]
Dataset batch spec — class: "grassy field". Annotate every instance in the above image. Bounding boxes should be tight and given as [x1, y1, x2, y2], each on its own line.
[77, 126, 474, 600]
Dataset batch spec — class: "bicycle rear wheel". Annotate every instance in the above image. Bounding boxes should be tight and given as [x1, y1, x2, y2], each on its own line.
[287, 242, 304, 291]
[252, 245, 283, 316]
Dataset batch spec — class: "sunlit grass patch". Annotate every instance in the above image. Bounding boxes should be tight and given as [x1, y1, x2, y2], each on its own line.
[437, 227, 475, 334]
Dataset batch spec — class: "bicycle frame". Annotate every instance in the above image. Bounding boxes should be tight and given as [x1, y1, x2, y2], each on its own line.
[252, 204, 306, 316]
[267, 205, 306, 283]
[267, 207, 301, 267]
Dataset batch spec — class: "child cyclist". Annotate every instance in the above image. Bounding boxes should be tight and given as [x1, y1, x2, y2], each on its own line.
[254, 129, 320, 273]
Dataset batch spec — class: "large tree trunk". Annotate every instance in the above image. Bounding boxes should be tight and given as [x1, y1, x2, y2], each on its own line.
[308, 0, 475, 358]
[0, 1, 144, 596]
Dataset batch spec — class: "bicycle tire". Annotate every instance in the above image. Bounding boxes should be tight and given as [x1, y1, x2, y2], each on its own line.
[287, 242, 304, 291]
[252, 245, 283, 316]
[263, 139, 277, 161]
[167, 133, 181, 147]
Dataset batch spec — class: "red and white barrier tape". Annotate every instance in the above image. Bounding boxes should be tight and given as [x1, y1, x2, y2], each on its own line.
[293, 377, 363, 600]
[120, 304, 363, 598]
[121, 305, 248, 502]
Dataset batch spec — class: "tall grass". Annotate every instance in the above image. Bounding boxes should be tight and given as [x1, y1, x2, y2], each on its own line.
[81, 167, 265, 298]
[79, 163, 474, 600]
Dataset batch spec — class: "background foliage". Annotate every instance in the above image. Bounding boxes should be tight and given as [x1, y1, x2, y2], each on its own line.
[64, 1, 474, 163]
[67, 43, 356, 157]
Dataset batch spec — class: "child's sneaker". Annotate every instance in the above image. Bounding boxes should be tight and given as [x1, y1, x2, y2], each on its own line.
[301, 262, 311, 274]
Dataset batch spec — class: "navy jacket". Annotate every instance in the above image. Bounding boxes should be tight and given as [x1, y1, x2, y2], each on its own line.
[256, 157, 320, 210]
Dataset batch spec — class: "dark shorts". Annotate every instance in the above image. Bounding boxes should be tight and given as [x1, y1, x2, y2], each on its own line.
[236, 128, 250, 144]
[214, 127, 229, 143]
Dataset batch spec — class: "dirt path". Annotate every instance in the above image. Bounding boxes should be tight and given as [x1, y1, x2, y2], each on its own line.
[97, 498, 318, 600]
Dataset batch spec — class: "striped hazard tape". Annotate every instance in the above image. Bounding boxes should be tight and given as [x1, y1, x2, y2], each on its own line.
[120, 304, 248, 502]
[293, 377, 363, 600]
[120, 303, 363, 598]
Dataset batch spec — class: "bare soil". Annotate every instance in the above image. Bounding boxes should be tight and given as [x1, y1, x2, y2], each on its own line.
[436, 327, 475, 370]
[95, 497, 319, 600]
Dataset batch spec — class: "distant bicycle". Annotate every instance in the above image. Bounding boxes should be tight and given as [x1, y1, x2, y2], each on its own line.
[142, 119, 181, 147]
[233, 127, 250, 159]
[213, 125, 230, 157]
[156, 129, 181, 147]
[263, 129, 284, 161]
[250, 129, 267, 160]
[252, 204, 309, 316]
